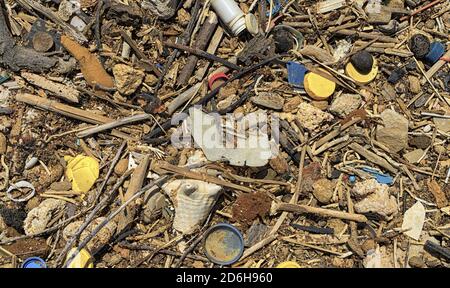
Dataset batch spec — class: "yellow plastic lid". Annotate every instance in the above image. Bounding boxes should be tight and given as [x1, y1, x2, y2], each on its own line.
[277, 261, 301, 268]
[345, 58, 378, 84]
[64, 155, 99, 193]
[304, 69, 336, 100]
[66, 248, 94, 268]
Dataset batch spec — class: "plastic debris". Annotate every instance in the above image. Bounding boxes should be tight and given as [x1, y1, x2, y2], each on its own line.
[21, 257, 47, 268]
[6, 181, 36, 202]
[65, 248, 94, 268]
[203, 223, 244, 265]
[64, 155, 99, 193]
[287, 62, 307, 89]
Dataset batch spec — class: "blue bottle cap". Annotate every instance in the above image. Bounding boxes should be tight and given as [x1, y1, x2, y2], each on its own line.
[21, 257, 47, 268]
[349, 175, 356, 183]
[203, 223, 244, 266]
[424, 42, 445, 65]
[287, 61, 308, 89]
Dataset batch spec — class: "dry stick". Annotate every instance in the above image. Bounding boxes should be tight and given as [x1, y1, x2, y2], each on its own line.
[240, 234, 278, 261]
[176, 13, 219, 87]
[156, 161, 253, 193]
[119, 242, 209, 262]
[64, 176, 169, 268]
[274, 203, 368, 223]
[400, 0, 443, 21]
[175, 230, 208, 267]
[77, 114, 152, 138]
[120, 30, 162, 77]
[54, 144, 129, 267]
[422, 50, 450, 84]
[165, 42, 241, 71]
[270, 146, 307, 235]
[281, 237, 345, 256]
[335, 29, 398, 43]
[348, 143, 398, 174]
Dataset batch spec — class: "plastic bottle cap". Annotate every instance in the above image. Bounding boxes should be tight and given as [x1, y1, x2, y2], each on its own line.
[277, 261, 301, 268]
[345, 58, 378, 84]
[424, 42, 445, 65]
[64, 155, 99, 193]
[22, 257, 47, 268]
[229, 15, 246, 36]
[304, 69, 336, 100]
[208, 72, 229, 90]
[66, 248, 94, 268]
[203, 223, 244, 265]
[245, 13, 259, 35]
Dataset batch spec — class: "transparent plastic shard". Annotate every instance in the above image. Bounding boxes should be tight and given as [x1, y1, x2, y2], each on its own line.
[188, 107, 277, 167]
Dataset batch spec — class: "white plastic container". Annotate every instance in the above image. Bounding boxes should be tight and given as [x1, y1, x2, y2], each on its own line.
[210, 0, 246, 36]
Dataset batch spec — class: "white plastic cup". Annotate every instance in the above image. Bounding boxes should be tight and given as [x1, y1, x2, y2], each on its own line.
[210, 0, 246, 36]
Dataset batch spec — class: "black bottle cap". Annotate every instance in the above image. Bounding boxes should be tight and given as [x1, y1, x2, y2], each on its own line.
[409, 34, 431, 59]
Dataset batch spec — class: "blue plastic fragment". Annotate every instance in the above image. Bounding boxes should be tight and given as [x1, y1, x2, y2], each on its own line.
[349, 175, 356, 183]
[266, 0, 287, 16]
[361, 167, 394, 185]
[0, 75, 10, 85]
[424, 42, 445, 65]
[287, 61, 307, 88]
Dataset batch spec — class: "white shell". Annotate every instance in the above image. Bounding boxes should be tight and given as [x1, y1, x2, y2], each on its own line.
[163, 179, 222, 234]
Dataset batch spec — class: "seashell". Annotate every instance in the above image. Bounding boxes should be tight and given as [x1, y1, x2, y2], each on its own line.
[24, 156, 38, 170]
[164, 179, 222, 235]
[24, 199, 66, 235]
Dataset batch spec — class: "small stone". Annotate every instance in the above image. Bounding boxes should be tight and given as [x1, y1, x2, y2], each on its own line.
[251, 92, 284, 110]
[311, 101, 328, 110]
[409, 34, 431, 59]
[433, 118, 450, 133]
[376, 109, 409, 153]
[114, 158, 129, 176]
[269, 155, 289, 174]
[50, 180, 72, 191]
[388, 67, 406, 84]
[273, 29, 294, 53]
[0, 132, 6, 154]
[410, 135, 431, 149]
[297, 102, 334, 131]
[388, 0, 404, 8]
[327, 218, 346, 235]
[283, 96, 302, 112]
[113, 64, 145, 96]
[312, 179, 334, 204]
[329, 93, 362, 117]
[403, 149, 425, 164]
[361, 239, 376, 253]
[145, 74, 158, 86]
[422, 124, 432, 133]
[409, 256, 426, 268]
[350, 51, 373, 74]
[402, 201, 426, 241]
[32, 32, 54, 52]
[408, 75, 421, 94]
[142, 192, 167, 224]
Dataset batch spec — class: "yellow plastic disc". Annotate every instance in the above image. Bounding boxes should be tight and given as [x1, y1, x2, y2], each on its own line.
[64, 155, 99, 193]
[277, 261, 301, 268]
[66, 248, 94, 268]
[304, 69, 336, 100]
[345, 58, 378, 84]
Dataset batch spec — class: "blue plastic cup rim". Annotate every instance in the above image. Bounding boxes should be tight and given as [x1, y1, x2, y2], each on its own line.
[21, 257, 47, 268]
[203, 223, 244, 266]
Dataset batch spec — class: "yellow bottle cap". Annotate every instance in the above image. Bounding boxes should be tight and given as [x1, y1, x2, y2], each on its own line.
[304, 69, 336, 100]
[277, 261, 301, 268]
[66, 248, 94, 268]
[64, 155, 99, 193]
[345, 58, 378, 84]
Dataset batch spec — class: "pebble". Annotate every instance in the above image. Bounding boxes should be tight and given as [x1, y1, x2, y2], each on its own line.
[32, 32, 54, 52]
[0, 132, 6, 154]
[376, 109, 409, 153]
[112, 64, 145, 96]
[326, 219, 346, 235]
[388, 67, 406, 84]
[250, 92, 285, 110]
[114, 158, 129, 176]
[329, 93, 362, 117]
[409, 256, 426, 268]
[408, 75, 421, 94]
[422, 124, 432, 133]
[409, 34, 430, 59]
[403, 149, 425, 164]
[433, 118, 450, 133]
[312, 178, 334, 204]
[49, 180, 72, 191]
[296, 102, 334, 131]
[273, 29, 294, 53]
[410, 135, 431, 149]
[350, 51, 373, 74]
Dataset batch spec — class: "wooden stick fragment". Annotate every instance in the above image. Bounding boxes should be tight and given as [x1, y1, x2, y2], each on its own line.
[76, 113, 151, 138]
[15, 93, 112, 124]
[274, 203, 368, 223]
[349, 143, 398, 174]
[21, 72, 79, 103]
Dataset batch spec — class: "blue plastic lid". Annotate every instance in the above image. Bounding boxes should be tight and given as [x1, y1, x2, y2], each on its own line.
[203, 223, 244, 266]
[424, 42, 445, 65]
[22, 257, 47, 268]
[287, 62, 308, 89]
